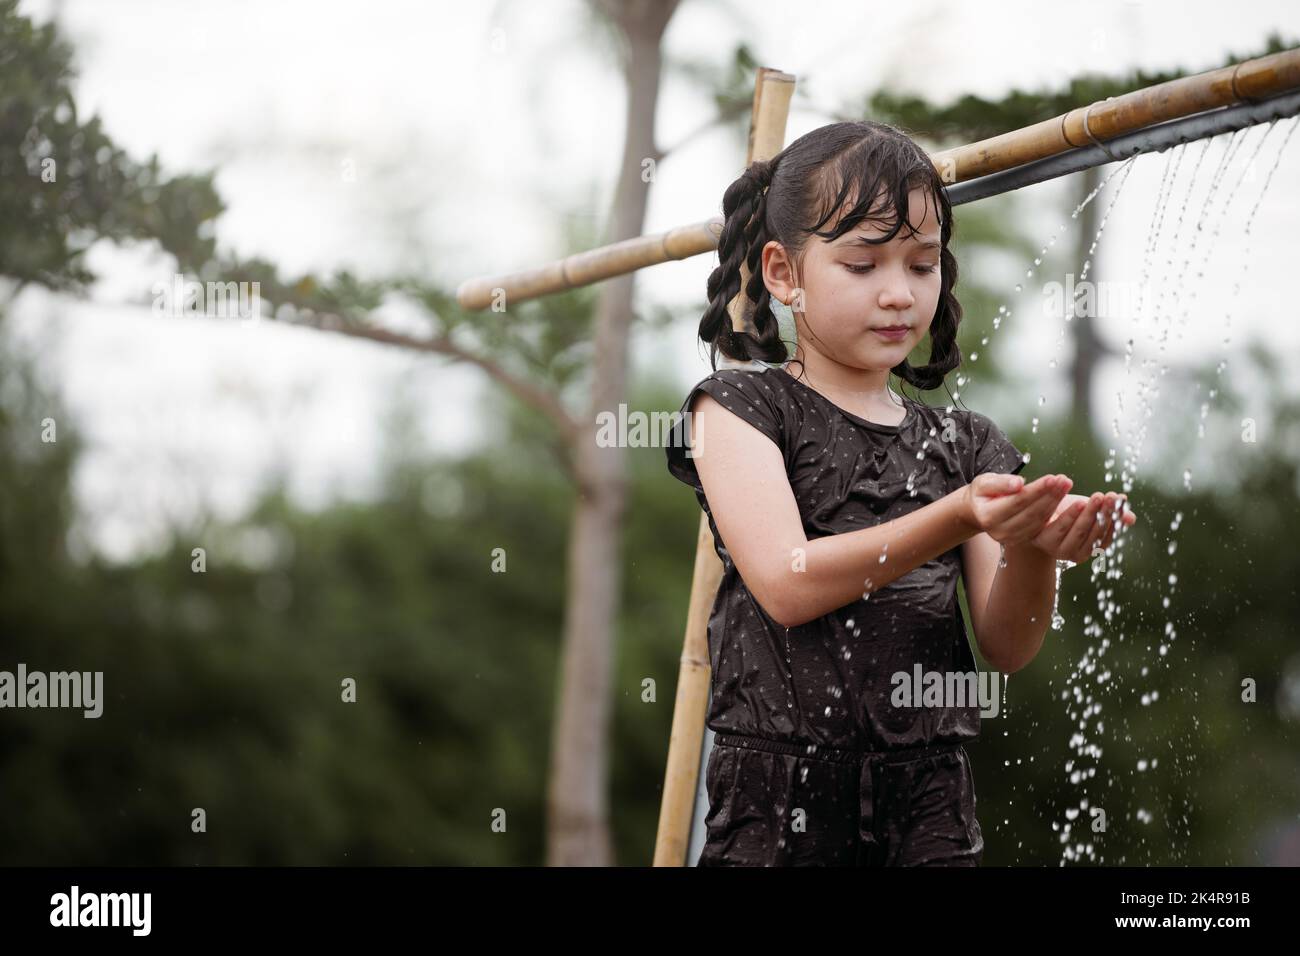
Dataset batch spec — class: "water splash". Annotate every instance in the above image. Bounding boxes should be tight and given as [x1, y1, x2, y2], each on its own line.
[1050, 117, 1300, 865]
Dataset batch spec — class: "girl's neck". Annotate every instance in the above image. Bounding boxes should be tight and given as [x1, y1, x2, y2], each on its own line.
[788, 347, 903, 413]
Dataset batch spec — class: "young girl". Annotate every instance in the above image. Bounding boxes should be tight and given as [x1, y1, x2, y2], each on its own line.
[665, 120, 1137, 867]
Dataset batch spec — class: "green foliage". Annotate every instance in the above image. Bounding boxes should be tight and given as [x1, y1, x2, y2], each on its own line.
[0, 0, 223, 288]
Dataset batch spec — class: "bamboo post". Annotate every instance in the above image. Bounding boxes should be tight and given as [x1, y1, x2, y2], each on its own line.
[456, 47, 1300, 311]
[651, 66, 795, 867]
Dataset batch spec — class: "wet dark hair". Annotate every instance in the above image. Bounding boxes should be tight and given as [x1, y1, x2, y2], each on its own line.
[699, 120, 962, 393]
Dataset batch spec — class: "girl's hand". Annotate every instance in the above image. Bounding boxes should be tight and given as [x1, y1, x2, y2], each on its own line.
[1027, 491, 1137, 563]
[961, 472, 1075, 545]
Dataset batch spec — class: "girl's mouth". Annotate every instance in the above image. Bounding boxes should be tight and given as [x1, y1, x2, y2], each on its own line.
[871, 327, 910, 341]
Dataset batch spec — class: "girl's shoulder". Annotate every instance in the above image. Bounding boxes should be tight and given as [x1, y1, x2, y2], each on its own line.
[698, 362, 792, 395]
[679, 363, 792, 432]
[666, 364, 791, 494]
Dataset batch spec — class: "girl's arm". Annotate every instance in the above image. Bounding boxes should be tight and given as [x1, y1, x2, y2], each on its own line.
[961, 533, 1055, 673]
[690, 392, 1063, 629]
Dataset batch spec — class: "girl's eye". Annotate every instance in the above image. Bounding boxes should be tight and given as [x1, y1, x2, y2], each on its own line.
[844, 263, 939, 275]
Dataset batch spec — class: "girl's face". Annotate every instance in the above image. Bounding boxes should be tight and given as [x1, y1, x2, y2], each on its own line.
[763, 185, 943, 373]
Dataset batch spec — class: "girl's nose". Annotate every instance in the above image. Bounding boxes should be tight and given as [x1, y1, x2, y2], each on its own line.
[877, 264, 915, 309]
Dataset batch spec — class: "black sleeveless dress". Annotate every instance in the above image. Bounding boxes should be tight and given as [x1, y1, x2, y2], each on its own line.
[665, 363, 1027, 866]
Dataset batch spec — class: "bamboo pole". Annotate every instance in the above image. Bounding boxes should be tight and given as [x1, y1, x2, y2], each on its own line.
[455, 217, 723, 312]
[932, 47, 1300, 182]
[651, 66, 795, 867]
[947, 87, 1300, 206]
[456, 46, 1300, 311]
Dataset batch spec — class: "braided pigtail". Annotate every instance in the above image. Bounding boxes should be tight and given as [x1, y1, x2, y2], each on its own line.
[892, 220, 963, 392]
[699, 158, 790, 369]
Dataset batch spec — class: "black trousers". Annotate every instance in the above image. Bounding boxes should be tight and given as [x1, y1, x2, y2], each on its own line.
[697, 732, 984, 866]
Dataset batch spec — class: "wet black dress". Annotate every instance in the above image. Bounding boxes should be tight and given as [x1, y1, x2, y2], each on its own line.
[665, 363, 1027, 866]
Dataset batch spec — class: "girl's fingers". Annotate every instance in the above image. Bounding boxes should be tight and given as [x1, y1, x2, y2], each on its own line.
[1050, 493, 1091, 521]
[1045, 500, 1086, 536]
[1032, 501, 1086, 550]
[1003, 486, 1133, 559]
[1002, 493, 1071, 540]
[983, 479, 1136, 554]
[1097, 519, 1116, 552]
[1092, 495, 1116, 551]
[1100, 494, 1132, 548]
[986, 475, 1071, 531]
[981, 491, 1041, 527]
[998, 489, 1066, 536]
[1027, 480, 1074, 523]
[1021, 474, 1071, 498]
[1078, 494, 1114, 558]
[1060, 494, 1103, 555]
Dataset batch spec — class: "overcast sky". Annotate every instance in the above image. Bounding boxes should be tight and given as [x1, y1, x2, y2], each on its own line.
[9, 0, 1300, 561]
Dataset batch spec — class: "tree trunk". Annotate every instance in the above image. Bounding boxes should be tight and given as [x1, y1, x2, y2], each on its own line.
[546, 0, 678, 867]
[1070, 164, 1107, 430]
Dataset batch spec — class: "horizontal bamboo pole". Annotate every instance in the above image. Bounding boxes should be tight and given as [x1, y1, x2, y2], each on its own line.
[456, 47, 1300, 312]
[947, 87, 1300, 205]
[456, 217, 723, 312]
[934, 47, 1300, 182]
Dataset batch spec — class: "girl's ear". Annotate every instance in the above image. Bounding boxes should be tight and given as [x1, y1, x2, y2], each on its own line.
[760, 240, 798, 306]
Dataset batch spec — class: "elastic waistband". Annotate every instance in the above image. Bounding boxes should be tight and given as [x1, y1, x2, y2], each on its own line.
[713, 732, 967, 766]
